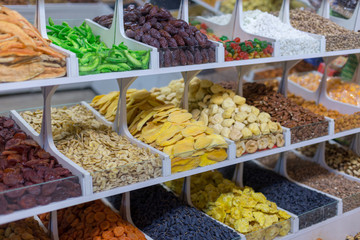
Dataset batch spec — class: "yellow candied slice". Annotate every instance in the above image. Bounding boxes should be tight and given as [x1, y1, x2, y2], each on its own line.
[141, 122, 163, 143]
[181, 125, 207, 137]
[104, 96, 119, 119]
[142, 122, 171, 143]
[234, 218, 251, 234]
[90, 94, 105, 106]
[255, 203, 271, 213]
[153, 104, 176, 112]
[136, 110, 157, 131]
[171, 157, 200, 173]
[173, 137, 195, 157]
[168, 112, 193, 123]
[171, 157, 193, 166]
[129, 89, 150, 102]
[163, 145, 174, 156]
[91, 91, 118, 108]
[194, 136, 212, 150]
[207, 134, 228, 149]
[159, 133, 184, 147]
[241, 208, 255, 222]
[264, 214, 278, 228]
[279, 220, 291, 236]
[148, 97, 165, 107]
[156, 125, 184, 145]
[192, 150, 206, 156]
[199, 154, 217, 167]
[152, 115, 168, 123]
[207, 208, 227, 223]
[205, 127, 214, 134]
[206, 149, 227, 161]
[154, 107, 181, 118]
[253, 211, 266, 227]
[127, 107, 138, 123]
[251, 192, 267, 204]
[278, 210, 291, 220]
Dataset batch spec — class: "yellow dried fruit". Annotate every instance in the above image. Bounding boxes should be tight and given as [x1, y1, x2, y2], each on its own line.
[173, 137, 195, 157]
[194, 136, 212, 149]
[156, 125, 184, 145]
[168, 112, 193, 123]
[206, 149, 228, 161]
[181, 125, 207, 137]
[159, 133, 184, 147]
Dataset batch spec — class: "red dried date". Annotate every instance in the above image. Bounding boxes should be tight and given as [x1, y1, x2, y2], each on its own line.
[185, 50, 194, 65]
[150, 28, 161, 39]
[19, 194, 36, 209]
[179, 49, 187, 65]
[149, 5, 159, 17]
[163, 49, 172, 67]
[169, 19, 186, 28]
[142, 22, 152, 32]
[208, 48, 216, 62]
[172, 49, 180, 66]
[201, 48, 209, 63]
[167, 38, 178, 48]
[159, 37, 168, 48]
[195, 31, 207, 47]
[183, 36, 194, 46]
[159, 29, 171, 39]
[3, 170, 23, 186]
[174, 35, 185, 46]
[126, 29, 136, 38]
[5, 185, 26, 198]
[3, 119, 14, 128]
[178, 30, 189, 38]
[194, 48, 203, 64]
[164, 25, 178, 35]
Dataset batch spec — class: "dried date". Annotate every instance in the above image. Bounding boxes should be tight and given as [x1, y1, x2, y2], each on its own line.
[159, 37, 168, 48]
[167, 38, 178, 48]
[185, 50, 194, 65]
[194, 48, 203, 64]
[172, 49, 180, 66]
[126, 29, 136, 39]
[19, 194, 37, 209]
[163, 49, 172, 67]
[201, 48, 209, 63]
[174, 35, 185, 46]
[179, 49, 187, 65]
[150, 28, 161, 39]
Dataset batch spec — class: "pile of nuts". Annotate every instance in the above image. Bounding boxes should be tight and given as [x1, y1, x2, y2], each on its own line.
[57, 200, 146, 240]
[92, 90, 229, 173]
[0, 218, 50, 240]
[288, 93, 360, 133]
[0, 117, 81, 214]
[286, 9, 360, 51]
[287, 156, 360, 212]
[166, 171, 291, 239]
[299, 143, 360, 179]
[243, 82, 328, 143]
[188, 78, 285, 157]
[20, 105, 162, 193]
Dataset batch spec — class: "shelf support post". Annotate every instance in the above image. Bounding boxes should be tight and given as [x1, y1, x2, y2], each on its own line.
[181, 70, 201, 110]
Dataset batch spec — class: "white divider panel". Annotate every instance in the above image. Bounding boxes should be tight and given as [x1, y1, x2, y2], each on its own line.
[195, 0, 280, 57]
[279, 0, 326, 53]
[278, 60, 302, 97]
[287, 71, 323, 101]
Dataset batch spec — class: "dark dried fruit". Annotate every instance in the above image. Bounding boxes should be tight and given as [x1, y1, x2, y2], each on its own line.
[185, 50, 194, 65]
[163, 49, 172, 67]
[167, 38, 178, 48]
[174, 35, 185, 46]
[159, 29, 171, 39]
[201, 48, 209, 63]
[159, 37, 168, 48]
[194, 48, 203, 64]
[126, 29, 136, 39]
[19, 194, 37, 209]
[179, 49, 187, 65]
[172, 49, 180, 66]
[150, 28, 161, 39]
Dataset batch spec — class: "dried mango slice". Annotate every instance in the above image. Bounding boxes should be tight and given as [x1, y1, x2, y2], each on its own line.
[159, 133, 184, 147]
[192, 150, 206, 156]
[181, 125, 207, 137]
[163, 145, 174, 156]
[93, 91, 118, 109]
[173, 137, 195, 157]
[234, 218, 250, 233]
[171, 157, 200, 173]
[168, 112, 193, 123]
[141, 122, 163, 143]
[194, 136, 212, 150]
[207, 134, 228, 148]
[154, 107, 180, 118]
[194, 133, 206, 139]
[264, 214, 278, 228]
[136, 110, 156, 131]
[253, 212, 266, 227]
[206, 149, 227, 161]
[205, 127, 214, 134]
[156, 125, 184, 145]
[90, 94, 105, 106]
[199, 154, 217, 167]
[142, 122, 171, 143]
[153, 104, 175, 112]
[104, 97, 118, 119]
[171, 157, 193, 166]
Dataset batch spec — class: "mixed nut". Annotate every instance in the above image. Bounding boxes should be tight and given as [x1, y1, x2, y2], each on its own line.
[20, 105, 162, 193]
[243, 82, 328, 143]
[0, 116, 81, 214]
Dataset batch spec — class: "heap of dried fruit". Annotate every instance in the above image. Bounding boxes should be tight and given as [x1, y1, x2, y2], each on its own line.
[0, 218, 50, 240]
[0, 6, 66, 82]
[166, 171, 291, 238]
[0, 116, 81, 214]
[57, 200, 146, 240]
[92, 90, 229, 173]
[20, 105, 162, 192]
[152, 78, 285, 157]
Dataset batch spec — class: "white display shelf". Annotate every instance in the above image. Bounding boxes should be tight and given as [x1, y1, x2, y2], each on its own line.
[1, 49, 359, 93]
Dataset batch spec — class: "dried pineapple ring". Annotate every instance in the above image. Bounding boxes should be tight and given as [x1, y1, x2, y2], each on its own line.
[276, 134, 285, 147]
[221, 119, 235, 128]
[257, 137, 269, 150]
[268, 122, 278, 133]
[260, 122, 270, 134]
[233, 95, 246, 105]
[251, 106, 260, 116]
[245, 140, 258, 153]
[241, 127, 253, 139]
[221, 127, 230, 138]
[234, 218, 251, 233]
[236, 141, 246, 157]
[222, 98, 236, 109]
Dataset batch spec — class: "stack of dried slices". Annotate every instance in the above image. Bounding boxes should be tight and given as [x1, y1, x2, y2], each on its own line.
[0, 6, 66, 82]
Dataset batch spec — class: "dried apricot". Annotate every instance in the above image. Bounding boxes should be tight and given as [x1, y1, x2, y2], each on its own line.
[126, 231, 138, 239]
[113, 226, 125, 237]
[92, 237, 101, 240]
[86, 212, 95, 224]
[102, 230, 114, 239]
[94, 212, 106, 222]
[91, 228, 100, 236]
[106, 213, 118, 223]
[100, 221, 110, 230]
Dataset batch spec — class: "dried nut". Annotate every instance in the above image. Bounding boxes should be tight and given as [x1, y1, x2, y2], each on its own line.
[245, 140, 258, 153]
